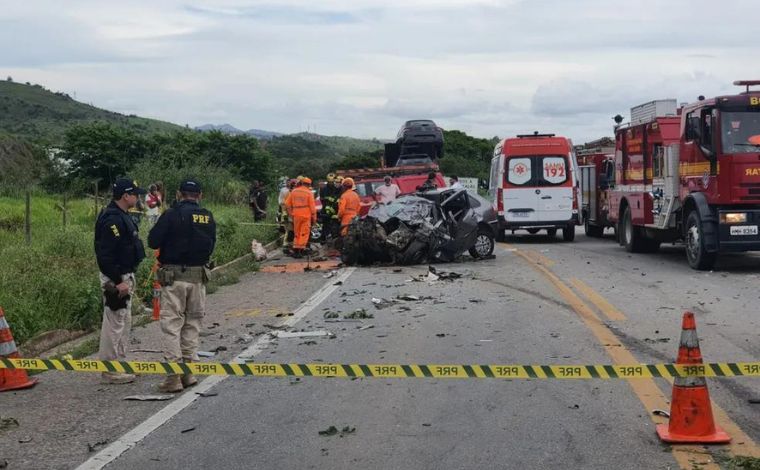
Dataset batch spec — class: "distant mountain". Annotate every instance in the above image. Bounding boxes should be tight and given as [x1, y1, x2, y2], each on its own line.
[0, 80, 184, 144]
[195, 123, 283, 140]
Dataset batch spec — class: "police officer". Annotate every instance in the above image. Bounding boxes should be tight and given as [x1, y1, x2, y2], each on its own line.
[94, 178, 147, 384]
[148, 179, 217, 393]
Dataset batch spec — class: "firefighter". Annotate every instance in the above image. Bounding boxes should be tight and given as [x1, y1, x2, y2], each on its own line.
[279, 179, 298, 250]
[338, 177, 361, 237]
[285, 177, 317, 258]
[319, 173, 340, 242]
[148, 179, 216, 393]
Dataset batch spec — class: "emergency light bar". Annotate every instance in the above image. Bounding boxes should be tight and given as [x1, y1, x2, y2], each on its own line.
[517, 132, 556, 138]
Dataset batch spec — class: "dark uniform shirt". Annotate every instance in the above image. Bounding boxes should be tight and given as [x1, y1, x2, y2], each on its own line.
[148, 200, 217, 266]
[94, 201, 146, 283]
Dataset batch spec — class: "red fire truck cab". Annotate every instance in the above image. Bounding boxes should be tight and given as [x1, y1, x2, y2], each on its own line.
[608, 81, 760, 269]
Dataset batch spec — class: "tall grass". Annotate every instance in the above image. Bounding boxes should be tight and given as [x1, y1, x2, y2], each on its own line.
[0, 193, 276, 344]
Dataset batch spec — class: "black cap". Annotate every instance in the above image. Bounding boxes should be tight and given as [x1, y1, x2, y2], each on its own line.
[179, 179, 202, 193]
[113, 178, 147, 198]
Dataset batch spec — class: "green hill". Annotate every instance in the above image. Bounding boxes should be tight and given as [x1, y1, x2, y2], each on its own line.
[0, 80, 184, 144]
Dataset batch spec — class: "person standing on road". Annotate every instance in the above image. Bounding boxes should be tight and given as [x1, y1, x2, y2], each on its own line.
[94, 178, 147, 384]
[338, 177, 361, 237]
[374, 175, 401, 204]
[285, 177, 317, 258]
[146, 184, 163, 226]
[449, 176, 463, 190]
[148, 179, 217, 393]
[416, 172, 438, 192]
[319, 174, 340, 242]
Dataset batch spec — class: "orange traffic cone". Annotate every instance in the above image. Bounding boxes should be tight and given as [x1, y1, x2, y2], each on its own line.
[0, 307, 38, 392]
[656, 312, 730, 444]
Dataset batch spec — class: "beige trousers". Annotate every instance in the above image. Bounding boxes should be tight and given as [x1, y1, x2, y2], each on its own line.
[98, 273, 134, 361]
[160, 280, 205, 362]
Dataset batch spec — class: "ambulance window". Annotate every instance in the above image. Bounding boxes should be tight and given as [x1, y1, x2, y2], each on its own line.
[507, 158, 532, 185]
[541, 156, 568, 185]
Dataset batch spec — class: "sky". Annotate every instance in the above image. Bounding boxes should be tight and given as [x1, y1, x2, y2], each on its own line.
[2, 0, 759, 142]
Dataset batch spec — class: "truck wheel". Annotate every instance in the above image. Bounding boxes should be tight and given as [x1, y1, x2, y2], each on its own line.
[546, 228, 557, 237]
[527, 228, 540, 234]
[621, 206, 645, 253]
[685, 211, 717, 270]
[562, 225, 576, 242]
[469, 229, 495, 258]
[584, 218, 604, 238]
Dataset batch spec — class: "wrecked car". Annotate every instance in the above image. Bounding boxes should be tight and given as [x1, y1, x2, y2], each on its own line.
[341, 188, 497, 265]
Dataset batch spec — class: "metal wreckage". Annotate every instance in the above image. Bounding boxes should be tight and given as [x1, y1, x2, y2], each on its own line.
[341, 188, 498, 266]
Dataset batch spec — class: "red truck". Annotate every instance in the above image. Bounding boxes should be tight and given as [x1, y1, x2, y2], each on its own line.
[578, 139, 615, 237]
[599, 81, 760, 269]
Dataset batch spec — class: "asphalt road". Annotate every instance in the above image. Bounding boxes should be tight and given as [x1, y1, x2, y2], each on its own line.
[70, 228, 759, 470]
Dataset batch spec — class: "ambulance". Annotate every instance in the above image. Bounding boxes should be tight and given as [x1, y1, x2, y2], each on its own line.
[489, 132, 581, 241]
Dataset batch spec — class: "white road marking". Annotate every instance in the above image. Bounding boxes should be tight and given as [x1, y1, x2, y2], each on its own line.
[77, 267, 356, 470]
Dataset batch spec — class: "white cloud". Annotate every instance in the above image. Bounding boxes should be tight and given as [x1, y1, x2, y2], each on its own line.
[1, 0, 759, 142]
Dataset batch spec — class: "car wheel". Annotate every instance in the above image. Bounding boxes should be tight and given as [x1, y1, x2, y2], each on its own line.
[469, 229, 495, 258]
[562, 225, 576, 242]
[526, 228, 540, 234]
[546, 228, 557, 237]
[685, 210, 717, 270]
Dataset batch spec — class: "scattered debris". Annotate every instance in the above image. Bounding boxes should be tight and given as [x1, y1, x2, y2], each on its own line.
[263, 323, 288, 330]
[87, 439, 108, 452]
[319, 426, 356, 437]
[748, 398, 760, 404]
[180, 426, 196, 434]
[397, 294, 420, 301]
[196, 391, 218, 398]
[323, 311, 339, 319]
[273, 330, 334, 339]
[435, 333, 446, 338]
[129, 348, 162, 353]
[212, 346, 228, 353]
[652, 409, 670, 418]
[371, 298, 397, 309]
[323, 270, 338, 279]
[397, 306, 413, 312]
[299, 340, 318, 346]
[275, 312, 294, 318]
[344, 309, 374, 320]
[393, 268, 403, 273]
[358, 324, 375, 331]
[123, 395, 174, 401]
[197, 351, 216, 358]
[0, 417, 19, 432]
[422, 423, 432, 427]
[207, 322, 221, 329]
[468, 299, 484, 303]
[333, 281, 343, 286]
[251, 240, 268, 261]
[643, 338, 671, 344]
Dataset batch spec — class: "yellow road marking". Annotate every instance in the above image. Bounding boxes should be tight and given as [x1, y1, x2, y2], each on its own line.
[570, 278, 627, 321]
[510, 246, 760, 468]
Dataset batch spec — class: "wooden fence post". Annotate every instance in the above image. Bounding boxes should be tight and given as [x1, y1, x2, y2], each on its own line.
[24, 190, 31, 244]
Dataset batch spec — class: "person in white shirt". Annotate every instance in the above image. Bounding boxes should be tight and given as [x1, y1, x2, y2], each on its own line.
[374, 176, 401, 204]
[449, 176, 464, 190]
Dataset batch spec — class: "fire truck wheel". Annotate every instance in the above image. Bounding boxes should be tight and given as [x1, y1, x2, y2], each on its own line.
[546, 228, 557, 237]
[584, 218, 604, 238]
[621, 206, 646, 253]
[685, 210, 717, 270]
[562, 225, 576, 242]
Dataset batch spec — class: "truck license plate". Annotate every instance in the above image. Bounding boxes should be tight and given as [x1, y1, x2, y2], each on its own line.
[730, 225, 758, 236]
[511, 212, 529, 218]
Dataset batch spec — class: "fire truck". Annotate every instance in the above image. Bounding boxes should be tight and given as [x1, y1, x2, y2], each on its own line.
[607, 80, 760, 270]
[577, 138, 615, 237]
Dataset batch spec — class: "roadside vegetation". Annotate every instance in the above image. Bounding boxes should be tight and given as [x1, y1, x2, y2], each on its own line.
[0, 192, 276, 345]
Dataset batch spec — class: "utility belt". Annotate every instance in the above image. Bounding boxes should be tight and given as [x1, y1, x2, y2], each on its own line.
[157, 265, 210, 285]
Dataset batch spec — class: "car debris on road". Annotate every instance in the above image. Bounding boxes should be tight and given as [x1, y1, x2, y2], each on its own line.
[341, 189, 497, 266]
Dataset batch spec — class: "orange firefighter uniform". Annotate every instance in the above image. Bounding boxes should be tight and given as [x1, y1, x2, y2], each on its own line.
[338, 178, 361, 237]
[285, 180, 317, 251]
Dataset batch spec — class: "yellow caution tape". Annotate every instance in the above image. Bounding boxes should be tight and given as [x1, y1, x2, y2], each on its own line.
[3, 358, 760, 379]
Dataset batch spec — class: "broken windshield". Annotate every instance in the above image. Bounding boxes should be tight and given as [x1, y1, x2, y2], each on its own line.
[722, 111, 760, 154]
